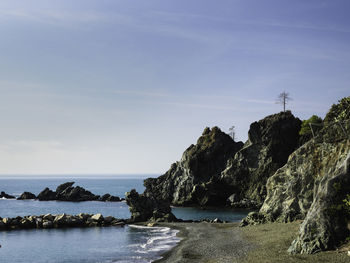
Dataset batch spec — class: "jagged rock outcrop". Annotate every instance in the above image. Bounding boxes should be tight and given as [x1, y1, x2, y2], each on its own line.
[125, 189, 177, 223]
[0, 191, 15, 199]
[36, 182, 121, 202]
[17, 192, 36, 200]
[241, 97, 350, 254]
[144, 127, 244, 206]
[221, 111, 301, 208]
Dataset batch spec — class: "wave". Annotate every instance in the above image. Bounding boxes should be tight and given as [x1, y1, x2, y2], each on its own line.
[128, 225, 180, 260]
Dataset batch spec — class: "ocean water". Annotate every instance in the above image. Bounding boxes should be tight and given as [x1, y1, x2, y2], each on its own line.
[0, 177, 250, 262]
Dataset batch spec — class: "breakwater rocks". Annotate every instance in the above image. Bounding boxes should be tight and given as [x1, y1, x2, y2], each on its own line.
[6, 182, 123, 202]
[0, 213, 126, 231]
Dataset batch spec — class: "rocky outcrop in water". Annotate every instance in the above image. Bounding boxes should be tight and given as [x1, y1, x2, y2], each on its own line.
[125, 189, 177, 223]
[36, 182, 121, 202]
[0, 213, 125, 231]
[144, 127, 244, 206]
[0, 191, 15, 199]
[241, 97, 350, 254]
[17, 192, 36, 200]
[221, 111, 301, 208]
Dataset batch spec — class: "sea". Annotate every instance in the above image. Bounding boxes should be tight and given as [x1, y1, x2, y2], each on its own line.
[0, 176, 250, 263]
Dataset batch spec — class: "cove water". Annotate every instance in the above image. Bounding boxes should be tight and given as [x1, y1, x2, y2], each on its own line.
[0, 177, 250, 263]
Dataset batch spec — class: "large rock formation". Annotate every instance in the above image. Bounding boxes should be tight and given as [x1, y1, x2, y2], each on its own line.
[144, 127, 244, 206]
[241, 97, 350, 254]
[125, 189, 177, 223]
[144, 113, 301, 208]
[221, 111, 301, 208]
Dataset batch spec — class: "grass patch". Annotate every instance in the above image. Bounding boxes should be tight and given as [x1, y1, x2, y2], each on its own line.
[241, 221, 349, 263]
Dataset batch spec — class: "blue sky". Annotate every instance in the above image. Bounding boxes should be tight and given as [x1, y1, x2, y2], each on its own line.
[0, 0, 349, 175]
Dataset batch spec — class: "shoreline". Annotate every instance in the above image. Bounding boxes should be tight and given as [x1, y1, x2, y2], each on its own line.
[153, 222, 252, 263]
[153, 221, 350, 263]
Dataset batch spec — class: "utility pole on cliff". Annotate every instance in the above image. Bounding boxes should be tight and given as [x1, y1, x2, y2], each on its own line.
[277, 91, 291, 112]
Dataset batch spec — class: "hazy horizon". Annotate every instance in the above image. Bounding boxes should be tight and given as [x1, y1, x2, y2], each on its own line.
[0, 0, 349, 175]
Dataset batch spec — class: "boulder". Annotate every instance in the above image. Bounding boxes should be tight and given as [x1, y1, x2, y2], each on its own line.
[37, 188, 56, 201]
[17, 192, 36, 200]
[125, 189, 177, 222]
[144, 127, 244, 206]
[91, 213, 104, 222]
[0, 191, 15, 199]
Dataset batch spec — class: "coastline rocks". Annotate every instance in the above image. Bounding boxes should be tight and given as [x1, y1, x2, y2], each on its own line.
[221, 111, 301, 208]
[0, 191, 15, 199]
[17, 192, 36, 200]
[0, 213, 125, 231]
[125, 189, 177, 223]
[288, 152, 350, 254]
[144, 127, 244, 206]
[241, 97, 350, 254]
[36, 182, 121, 202]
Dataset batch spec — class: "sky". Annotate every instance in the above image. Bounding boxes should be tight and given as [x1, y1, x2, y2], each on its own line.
[0, 0, 349, 175]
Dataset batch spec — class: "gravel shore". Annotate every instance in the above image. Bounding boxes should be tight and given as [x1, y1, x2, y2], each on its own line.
[154, 222, 253, 263]
[153, 221, 349, 263]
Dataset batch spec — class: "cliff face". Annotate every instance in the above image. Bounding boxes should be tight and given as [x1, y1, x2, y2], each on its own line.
[221, 111, 301, 207]
[144, 111, 301, 208]
[144, 127, 244, 206]
[241, 97, 350, 254]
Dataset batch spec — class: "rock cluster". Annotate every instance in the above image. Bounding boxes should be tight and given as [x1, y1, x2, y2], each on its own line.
[125, 189, 177, 223]
[15, 182, 122, 202]
[0, 213, 125, 231]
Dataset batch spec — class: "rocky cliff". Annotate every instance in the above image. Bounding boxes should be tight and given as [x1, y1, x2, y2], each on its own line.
[144, 126, 244, 206]
[144, 112, 301, 208]
[222, 111, 301, 208]
[241, 97, 350, 254]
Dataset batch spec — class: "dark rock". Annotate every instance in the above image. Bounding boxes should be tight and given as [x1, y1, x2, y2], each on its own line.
[222, 111, 301, 208]
[144, 127, 244, 206]
[56, 182, 75, 194]
[0, 191, 15, 199]
[125, 189, 177, 223]
[37, 188, 56, 201]
[56, 185, 99, 201]
[17, 192, 36, 200]
[99, 194, 120, 202]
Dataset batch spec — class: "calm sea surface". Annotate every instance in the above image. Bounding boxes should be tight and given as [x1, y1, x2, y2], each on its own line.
[0, 177, 249, 262]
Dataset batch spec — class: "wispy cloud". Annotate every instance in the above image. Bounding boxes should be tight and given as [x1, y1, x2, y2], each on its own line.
[112, 89, 170, 98]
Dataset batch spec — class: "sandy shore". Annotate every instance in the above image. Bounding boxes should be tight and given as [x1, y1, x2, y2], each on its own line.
[154, 221, 349, 263]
